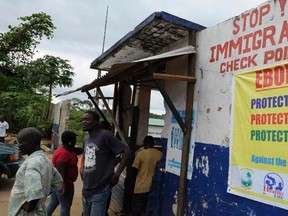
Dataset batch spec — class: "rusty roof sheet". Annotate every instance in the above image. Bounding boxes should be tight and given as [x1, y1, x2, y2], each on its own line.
[81, 46, 196, 92]
[56, 12, 205, 97]
[90, 11, 205, 70]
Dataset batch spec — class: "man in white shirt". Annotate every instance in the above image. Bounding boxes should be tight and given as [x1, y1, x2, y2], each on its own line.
[0, 116, 9, 143]
[8, 127, 63, 215]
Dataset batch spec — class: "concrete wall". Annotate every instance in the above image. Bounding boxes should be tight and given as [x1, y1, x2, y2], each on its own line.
[148, 125, 163, 138]
[58, 100, 71, 146]
[151, 1, 288, 215]
[136, 87, 151, 145]
[51, 100, 71, 150]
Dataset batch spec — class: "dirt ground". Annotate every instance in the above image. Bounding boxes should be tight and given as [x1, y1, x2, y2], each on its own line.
[0, 153, 119, 216]
[0, 173, 84, 215]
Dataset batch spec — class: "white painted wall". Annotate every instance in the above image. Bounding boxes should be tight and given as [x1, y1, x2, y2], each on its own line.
[194, 0, 287, 146]
[148, 125, 163, 138]
[160, 0, 288, 177]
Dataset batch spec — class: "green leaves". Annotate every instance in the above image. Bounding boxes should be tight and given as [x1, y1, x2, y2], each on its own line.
[27, 55, 74, 119]
[0, 13, 55, 63]
[0, 92, 48, 132]
[0, 12, 75, 131]
[0, 12, 57, 92]
[28, 55, 74, 89]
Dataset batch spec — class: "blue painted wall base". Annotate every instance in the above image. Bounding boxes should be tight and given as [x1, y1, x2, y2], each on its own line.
[148, 140, 287, 215]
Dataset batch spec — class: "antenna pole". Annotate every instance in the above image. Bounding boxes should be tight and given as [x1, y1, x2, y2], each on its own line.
[96, 5, 109, 105]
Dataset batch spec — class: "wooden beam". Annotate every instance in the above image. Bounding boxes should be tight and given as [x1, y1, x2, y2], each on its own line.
[97, 87, 128, 145]
[86, 91, 108, 122]
[177, 31, 196, 216]
[153, 76, 186, 133]
[153, 73, 196, 82]
[95, 96, 114, 100]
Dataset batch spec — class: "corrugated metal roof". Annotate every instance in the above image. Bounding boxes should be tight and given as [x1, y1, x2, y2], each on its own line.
[56, 12, 205, 97]
[90, 11, 205, 71]
[80, 46, 196, 92]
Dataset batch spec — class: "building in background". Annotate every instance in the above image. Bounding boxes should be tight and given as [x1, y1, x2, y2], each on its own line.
[148, 118, 164, 144]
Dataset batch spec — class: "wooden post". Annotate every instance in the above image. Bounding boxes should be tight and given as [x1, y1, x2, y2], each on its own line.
[177, 31, 196, 216]
[86, 91, 108, 122]
[153, 73, 196, 82]
[97, 87, 128, 145]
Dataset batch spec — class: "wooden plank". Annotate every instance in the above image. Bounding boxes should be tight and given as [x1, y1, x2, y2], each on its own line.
[86, 91, 108, 122]
[153, 72, 196, 82]
[177, 31, 196, 216]
[97, 87, 128, 145]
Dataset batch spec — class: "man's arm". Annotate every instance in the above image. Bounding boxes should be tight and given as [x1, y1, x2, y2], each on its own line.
[110, 147, 130, 187]
[21, 200, 39, 212]
[73, 147, 83, 155]
[131, 152, 141, 184]
[56, 162, 69, 196]
[51, 167, 64, 192]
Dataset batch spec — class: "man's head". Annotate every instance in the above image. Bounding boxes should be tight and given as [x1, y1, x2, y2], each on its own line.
[0, 116, 4, 122]
[81, 110, 100, 132]
[62, 131, 77, 149]
[143, 135, 155, 148]
[17, 127, 42, 155]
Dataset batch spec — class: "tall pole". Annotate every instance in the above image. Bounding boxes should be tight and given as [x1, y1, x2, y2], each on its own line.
[177, 31, 196, 216]
[95, 5, 109, 104]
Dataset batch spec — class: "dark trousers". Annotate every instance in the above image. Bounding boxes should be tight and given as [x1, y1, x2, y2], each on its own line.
[0, 137, 4, 143]
[131, 193, 149, 216]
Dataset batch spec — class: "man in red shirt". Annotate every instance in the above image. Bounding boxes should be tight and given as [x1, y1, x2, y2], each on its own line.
[46, 131, 78, 216]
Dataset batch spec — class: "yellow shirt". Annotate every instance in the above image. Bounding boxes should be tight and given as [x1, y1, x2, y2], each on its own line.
[132, 148, 162, 194]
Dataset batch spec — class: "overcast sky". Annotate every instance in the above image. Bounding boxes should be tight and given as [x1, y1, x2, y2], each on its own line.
[0, 0, 267, 114]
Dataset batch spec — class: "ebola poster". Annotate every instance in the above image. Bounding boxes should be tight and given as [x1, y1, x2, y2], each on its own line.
[228, 63, 288, 210]
[165, 110, 195, 179]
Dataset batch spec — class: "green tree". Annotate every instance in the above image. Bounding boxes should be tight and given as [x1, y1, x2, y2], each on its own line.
[149, 112, 164, 119]
[67, 108, 85, 146]
[67, 98, 93, 146]
[27, 55, 74, 119]
[0, 13, 55, 91]
[0, 13, 74, 133]
[71, 98, 93, 110]
[0, 92, 48, 132]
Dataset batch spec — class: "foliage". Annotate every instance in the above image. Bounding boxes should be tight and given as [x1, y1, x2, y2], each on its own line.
[28, 55, 74, 89]
[0, 13, 55, 91]
[149, 112, 164, 119]
[27, 55, 75, 119]
[0, 13, 75, 131]
[70, 98, 93, 111]
[67, 108, 85, 146]
[0, 92, 49, 132]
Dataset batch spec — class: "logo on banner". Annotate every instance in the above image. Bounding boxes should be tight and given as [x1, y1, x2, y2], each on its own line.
[263, 173, 284, 199]
[240, 169, 253, 189]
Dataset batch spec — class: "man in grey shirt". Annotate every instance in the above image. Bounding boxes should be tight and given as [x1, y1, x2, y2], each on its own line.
[81, 110, 130, 216]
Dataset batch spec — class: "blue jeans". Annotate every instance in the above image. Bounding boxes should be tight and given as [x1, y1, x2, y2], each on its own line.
[46, 187, 74, 216]
[82, 185, 111, 216]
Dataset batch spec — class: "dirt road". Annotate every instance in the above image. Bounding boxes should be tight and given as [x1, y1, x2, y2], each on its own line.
[0, 153, 119, 216]
[0, 175, 83, 216]
[0, 175, 121, 216]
